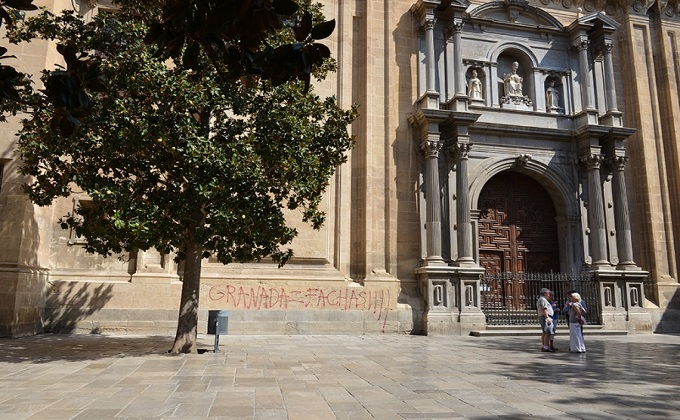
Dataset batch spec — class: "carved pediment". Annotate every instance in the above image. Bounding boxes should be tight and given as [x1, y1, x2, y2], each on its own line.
[468, 0, 565, 30]
[574, 11, 620, 30]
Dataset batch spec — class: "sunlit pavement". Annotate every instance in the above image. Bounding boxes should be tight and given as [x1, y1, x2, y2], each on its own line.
[0, 333, 678, 419]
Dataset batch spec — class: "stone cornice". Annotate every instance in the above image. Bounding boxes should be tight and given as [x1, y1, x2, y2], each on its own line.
[469, 121, 636, 143]
[411, 108, 481, 127]
[470, 121, 573, 141]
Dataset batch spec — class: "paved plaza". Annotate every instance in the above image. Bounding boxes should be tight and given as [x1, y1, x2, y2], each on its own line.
[0, 333, 678, 419]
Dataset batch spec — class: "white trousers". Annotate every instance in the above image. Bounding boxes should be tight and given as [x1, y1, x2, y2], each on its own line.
[569, 323, 586, 353]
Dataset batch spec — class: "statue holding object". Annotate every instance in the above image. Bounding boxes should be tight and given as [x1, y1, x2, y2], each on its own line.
[500, 61, 533, 108]
[504, 62, 523, 96]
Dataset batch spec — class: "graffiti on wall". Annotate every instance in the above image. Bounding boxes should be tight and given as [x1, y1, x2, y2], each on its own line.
[208, 284, 391, 327]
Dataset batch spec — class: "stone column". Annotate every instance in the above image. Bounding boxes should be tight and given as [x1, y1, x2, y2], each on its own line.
[451, 21, 465, 97]
[574, 37, 595, 111]
[452, 143, 474, 265]
[421, 136, 444, 264]
[424, 16, 437, 96]
[581, 154, 609, 266]
[602, 42, 618, 113]
[609, 156, 636, 268]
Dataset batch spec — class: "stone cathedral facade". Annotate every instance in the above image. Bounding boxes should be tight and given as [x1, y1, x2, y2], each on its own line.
[1, 0, 679, 336]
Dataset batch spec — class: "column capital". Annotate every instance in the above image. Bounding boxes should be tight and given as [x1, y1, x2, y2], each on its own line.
[591, 41, 613, 59]
[449, 142, 472, 160]
[572, 37, 590, 52]
[420, 138, 443, 158]
[421, 16, 437, 31]
[578, 154, 604, 170]
[445, 20, 464, 37]
[606, 155, 629, 171]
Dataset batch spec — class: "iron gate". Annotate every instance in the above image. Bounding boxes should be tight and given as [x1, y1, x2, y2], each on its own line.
[480, 272, 601, 325]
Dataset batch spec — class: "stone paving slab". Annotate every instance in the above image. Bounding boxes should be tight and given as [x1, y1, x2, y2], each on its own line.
[0, 333, 679, 419]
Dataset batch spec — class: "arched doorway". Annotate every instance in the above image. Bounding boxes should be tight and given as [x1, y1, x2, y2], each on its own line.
[477, 171, 559, 274]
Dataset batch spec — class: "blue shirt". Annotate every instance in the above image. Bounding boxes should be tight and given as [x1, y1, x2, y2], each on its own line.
[550, 300, 559, 321]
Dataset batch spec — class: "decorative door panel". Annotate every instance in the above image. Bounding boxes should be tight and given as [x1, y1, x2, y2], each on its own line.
[479, 250, 504, 274]
[478, 172, 559, 274]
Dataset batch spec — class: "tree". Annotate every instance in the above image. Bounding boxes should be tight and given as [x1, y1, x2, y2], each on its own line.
[5, 2, 355, 353]
[0, 0, 38, 121]
[1, 0, 338, 135]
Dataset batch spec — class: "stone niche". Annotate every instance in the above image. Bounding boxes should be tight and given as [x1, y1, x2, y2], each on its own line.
[497, 52, 534, 110]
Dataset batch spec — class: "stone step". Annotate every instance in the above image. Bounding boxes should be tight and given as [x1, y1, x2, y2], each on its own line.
[484, 324, 603, 330]
[470, 326, 628, 337]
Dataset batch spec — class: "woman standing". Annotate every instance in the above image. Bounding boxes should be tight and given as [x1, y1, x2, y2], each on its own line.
[548, 291, 559, 351]
[568, 293, 586, 353]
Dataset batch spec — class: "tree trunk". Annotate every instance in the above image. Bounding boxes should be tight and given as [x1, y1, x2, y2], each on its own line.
[169, 240, 203, 354]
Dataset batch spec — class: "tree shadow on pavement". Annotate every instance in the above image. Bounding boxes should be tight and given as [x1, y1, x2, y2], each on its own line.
[0, 334, 181, 363]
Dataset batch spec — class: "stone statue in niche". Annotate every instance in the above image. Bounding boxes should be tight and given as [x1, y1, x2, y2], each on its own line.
[504, 61, 523, 96]
[545, 80, 560, 113]
[467, 69, 483, 101]
[500, 60, 533, 109]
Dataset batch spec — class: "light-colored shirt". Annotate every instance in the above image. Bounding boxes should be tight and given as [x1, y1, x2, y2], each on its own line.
[537, 296, 553, 317]
[569, 302, 584, 324]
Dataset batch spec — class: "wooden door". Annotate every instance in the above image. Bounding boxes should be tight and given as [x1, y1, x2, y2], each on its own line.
[478, 172, 559, 274]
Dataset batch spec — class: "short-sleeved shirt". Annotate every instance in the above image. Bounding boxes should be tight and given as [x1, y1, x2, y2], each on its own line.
[537, 296, 554, 317]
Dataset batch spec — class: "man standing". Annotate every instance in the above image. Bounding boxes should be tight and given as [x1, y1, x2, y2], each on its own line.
[537, 288, 554, 352]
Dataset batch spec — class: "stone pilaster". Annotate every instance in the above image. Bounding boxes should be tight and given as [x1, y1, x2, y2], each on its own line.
[444, 27, 455, 103]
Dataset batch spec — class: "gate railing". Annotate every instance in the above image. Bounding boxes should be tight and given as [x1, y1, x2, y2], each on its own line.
[480, 272, 601, 326]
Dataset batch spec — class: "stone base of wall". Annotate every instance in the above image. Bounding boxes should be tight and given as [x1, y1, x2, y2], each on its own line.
[42, 307, 423, 336]
[0, 267, 47, 338]
[41, 276, 425, 336]
[651, 308, 680, 334]
[37, 276, 677, 336]
[648, 284, 680, 333]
